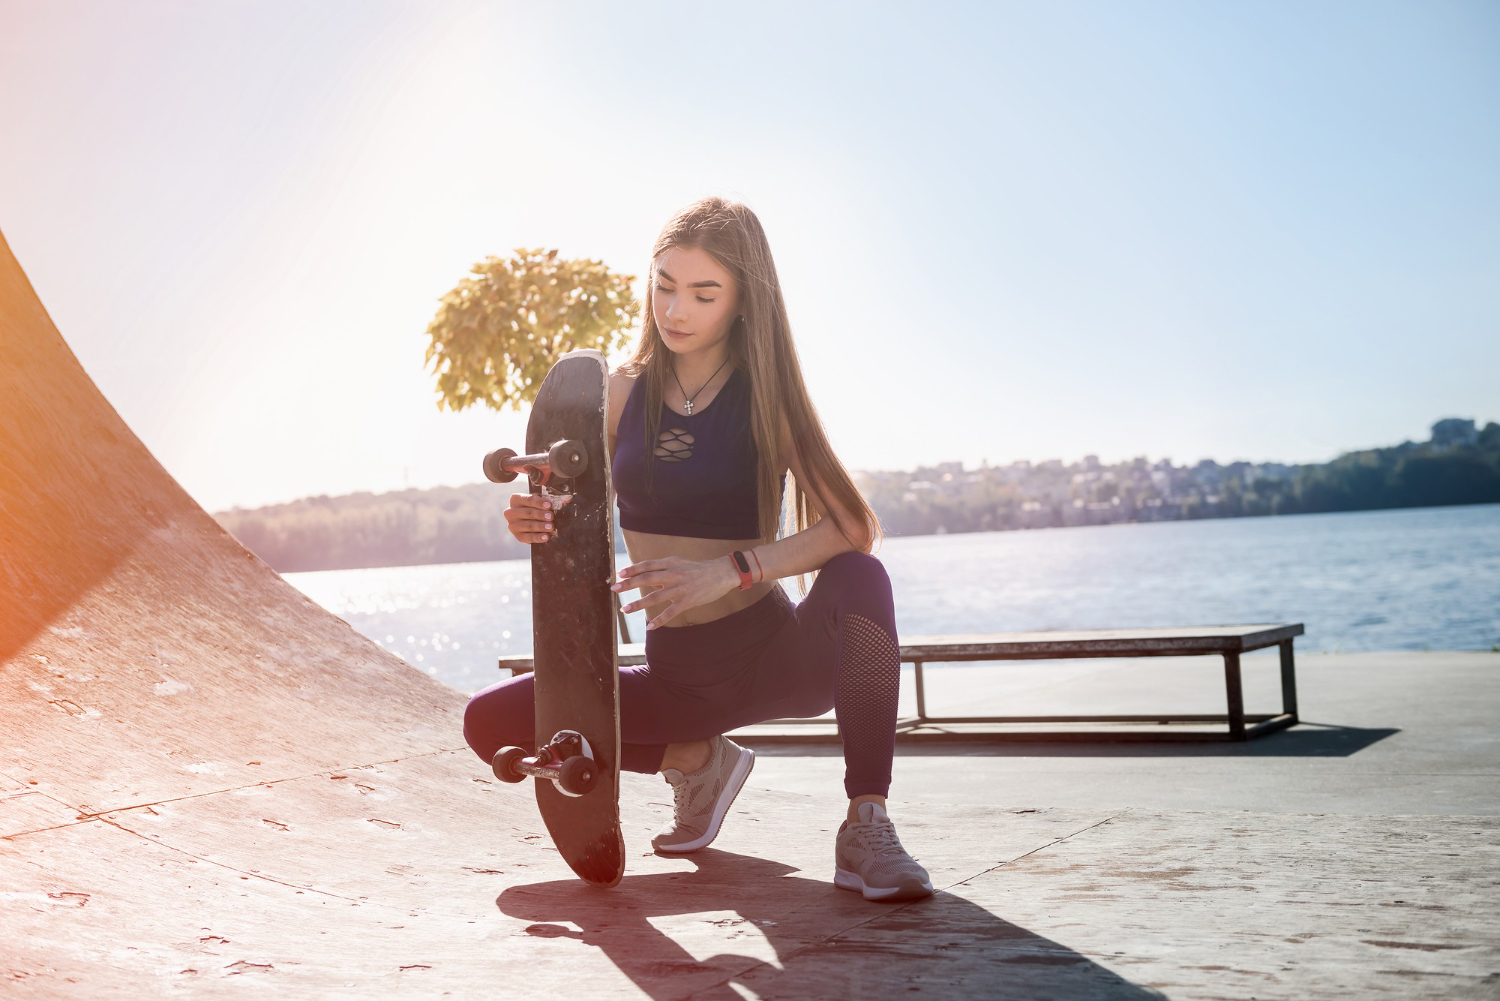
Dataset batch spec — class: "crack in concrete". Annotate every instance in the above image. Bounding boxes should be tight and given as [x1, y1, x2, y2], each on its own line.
[69, 746, 468, 820]
[2, 747, 469, 840]
[94, 813, 381, 909]
[1, 816, 104, 841]
[945, 811, 1126, 890]
[1, 785, 100, 841]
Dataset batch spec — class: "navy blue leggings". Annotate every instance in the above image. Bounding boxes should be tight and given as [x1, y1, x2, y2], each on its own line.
[463, 551, 901, 798]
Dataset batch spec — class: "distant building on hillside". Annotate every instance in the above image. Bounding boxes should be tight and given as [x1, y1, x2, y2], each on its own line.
[1431, 418, 1478, 450]
[1238, 463, 1294, 486]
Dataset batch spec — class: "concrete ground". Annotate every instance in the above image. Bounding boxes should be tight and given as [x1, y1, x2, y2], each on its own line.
[7, 652, 1497, 999]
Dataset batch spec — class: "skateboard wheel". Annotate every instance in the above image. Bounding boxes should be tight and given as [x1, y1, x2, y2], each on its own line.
[483, 447, 520, 483]
[492, 745, 528, 783]
[547, 440, 588, 479]
[557, 754, 598, 797]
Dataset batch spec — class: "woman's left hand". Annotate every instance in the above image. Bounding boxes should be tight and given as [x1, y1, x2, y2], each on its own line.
[612, 555, 741, 630]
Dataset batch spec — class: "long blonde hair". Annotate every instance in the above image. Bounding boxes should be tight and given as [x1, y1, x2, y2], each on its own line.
[619, 197, 880, 561]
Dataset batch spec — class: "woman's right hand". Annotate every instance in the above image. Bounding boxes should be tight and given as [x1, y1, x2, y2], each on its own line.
[504, 493, 554, 545]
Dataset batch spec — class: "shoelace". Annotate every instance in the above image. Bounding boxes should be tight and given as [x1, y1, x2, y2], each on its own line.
[859, 821, 909, 858]
[667, 770, 707, 820]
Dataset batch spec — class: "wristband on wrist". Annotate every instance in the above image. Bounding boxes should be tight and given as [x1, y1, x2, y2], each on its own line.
[747, 549, 764, 583]
[729, 550, 754, 590]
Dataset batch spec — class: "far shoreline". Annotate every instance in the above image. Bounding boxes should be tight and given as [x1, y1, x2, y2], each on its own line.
[276, 500, 1500, 577]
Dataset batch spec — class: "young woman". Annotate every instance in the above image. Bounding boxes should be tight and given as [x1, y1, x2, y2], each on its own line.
[463, 197, 932, 902]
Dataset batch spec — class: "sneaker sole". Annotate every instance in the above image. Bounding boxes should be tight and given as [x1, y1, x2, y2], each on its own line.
[834, 867, 935, 902]
[652, 745, 756, 854]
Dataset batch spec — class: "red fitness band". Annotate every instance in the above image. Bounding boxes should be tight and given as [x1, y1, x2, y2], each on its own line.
[729, 551, 754, 590]
[747, 549, 764, 583]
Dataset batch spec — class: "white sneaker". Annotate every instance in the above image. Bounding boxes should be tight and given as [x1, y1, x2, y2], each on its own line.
[651, 734, 755, 853]
[834, 802, 934, 901]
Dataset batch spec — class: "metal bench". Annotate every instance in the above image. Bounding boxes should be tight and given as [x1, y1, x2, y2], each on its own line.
[498, 622, 1304, 742]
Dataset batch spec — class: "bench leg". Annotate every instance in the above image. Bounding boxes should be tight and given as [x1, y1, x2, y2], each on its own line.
[914, 660, 928, 722]
[1223, 652, 1246, 740]
[1279, 640, 1299, 721]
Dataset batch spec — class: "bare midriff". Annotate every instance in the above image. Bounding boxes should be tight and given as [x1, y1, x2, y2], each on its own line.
[622, 528, 778, 627]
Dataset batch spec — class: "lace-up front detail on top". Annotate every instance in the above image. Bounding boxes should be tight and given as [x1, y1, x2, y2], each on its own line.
[654, 426, 695, 462]
[612, 367, 783, 540]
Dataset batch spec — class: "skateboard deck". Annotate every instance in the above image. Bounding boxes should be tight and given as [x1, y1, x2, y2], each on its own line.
[486, 349, 623, 887]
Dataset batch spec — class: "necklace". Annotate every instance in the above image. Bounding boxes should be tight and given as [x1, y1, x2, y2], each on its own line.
[671, 355, 730, 416]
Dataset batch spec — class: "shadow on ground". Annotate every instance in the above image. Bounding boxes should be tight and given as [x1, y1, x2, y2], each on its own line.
[748, 723, 1399, 759]
[498, 848, 1164, 1000]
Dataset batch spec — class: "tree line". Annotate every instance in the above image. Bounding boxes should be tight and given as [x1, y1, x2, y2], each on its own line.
[215, 482, 534, 573]
[859, 420, 1500, 536]
[215, 420, 1499, 573]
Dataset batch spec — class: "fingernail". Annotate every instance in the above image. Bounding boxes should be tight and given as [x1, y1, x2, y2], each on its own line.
[544, 514, 552, 522]
[543, 501, 552, 510]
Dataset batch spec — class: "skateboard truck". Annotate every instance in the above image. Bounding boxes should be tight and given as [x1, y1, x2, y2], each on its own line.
[483, 440, 588, 488]
[492, 730, 599, 798]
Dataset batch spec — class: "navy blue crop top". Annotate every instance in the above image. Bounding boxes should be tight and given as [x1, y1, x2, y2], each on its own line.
[611, 367, 784, 540]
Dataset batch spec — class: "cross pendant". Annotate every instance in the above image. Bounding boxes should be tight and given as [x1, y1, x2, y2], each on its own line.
[683, 400, 694, 416]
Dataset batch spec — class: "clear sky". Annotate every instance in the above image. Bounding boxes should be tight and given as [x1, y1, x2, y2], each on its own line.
[1, 0, 1495, 512]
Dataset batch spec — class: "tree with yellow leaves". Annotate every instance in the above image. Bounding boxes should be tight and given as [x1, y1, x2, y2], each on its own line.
[424, 248, 640, 411]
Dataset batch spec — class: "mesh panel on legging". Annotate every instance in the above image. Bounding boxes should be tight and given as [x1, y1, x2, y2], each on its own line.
[835, 612, 900, 799]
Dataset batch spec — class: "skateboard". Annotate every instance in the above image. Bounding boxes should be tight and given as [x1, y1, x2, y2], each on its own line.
[483, 349, 624, 888]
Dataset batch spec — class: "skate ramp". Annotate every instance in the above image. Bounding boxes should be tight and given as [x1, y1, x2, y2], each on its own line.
[0, 233, 463, 809]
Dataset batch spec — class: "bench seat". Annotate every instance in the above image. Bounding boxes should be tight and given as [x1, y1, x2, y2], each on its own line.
[498, 623, 1304, 742]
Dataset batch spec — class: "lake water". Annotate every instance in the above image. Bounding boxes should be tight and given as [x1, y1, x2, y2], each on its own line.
[285, 503, 1500, 696]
